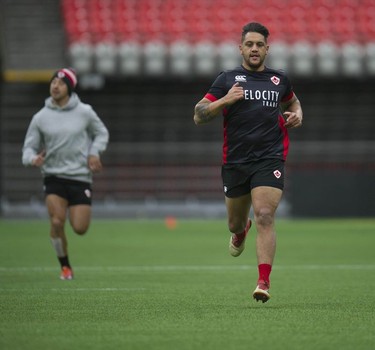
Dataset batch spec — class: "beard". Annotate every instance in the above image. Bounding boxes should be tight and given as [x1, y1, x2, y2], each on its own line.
[244, 55, 265, 71]
[248, 62, 263, 70]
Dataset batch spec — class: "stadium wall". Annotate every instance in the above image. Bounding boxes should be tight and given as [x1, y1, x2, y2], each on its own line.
[1, 77, 374, 218]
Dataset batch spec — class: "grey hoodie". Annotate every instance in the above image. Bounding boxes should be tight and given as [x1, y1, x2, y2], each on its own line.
[22, 93, 109, 183]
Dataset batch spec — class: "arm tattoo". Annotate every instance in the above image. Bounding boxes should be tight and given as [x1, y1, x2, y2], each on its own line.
[195, 103, 216, 123]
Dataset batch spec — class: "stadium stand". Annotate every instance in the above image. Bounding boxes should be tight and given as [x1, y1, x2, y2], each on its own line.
[1, 0, 65, 71]
[61, 0, 375, 77]
[1, 0, 375, 218]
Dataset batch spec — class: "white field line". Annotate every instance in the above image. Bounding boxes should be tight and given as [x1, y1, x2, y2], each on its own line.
[49, 288, 147, 292]
[1, 264, 375, 273]
[0, 288, 146, 292]
[1, 265, 374, 293]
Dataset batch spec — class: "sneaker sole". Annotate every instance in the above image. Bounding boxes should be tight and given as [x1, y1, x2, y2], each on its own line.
[229, 219, 252, 257]
[253, 287, 271, 303]
[60, 276, 73, 280]
[60, 267, 74, 280]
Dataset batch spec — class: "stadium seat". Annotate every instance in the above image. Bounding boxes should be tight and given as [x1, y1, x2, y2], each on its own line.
[267, 41, 289, 72]
[217, 41, 241, 71]
[193, 41, 217, 76]
[169, 40, 193, 76]
[341, 42, 365, 76]
[118, 41, 142, 76]
[291, 41, 315, 76]
[143, 40, 168, 76]
[365, 42, 375, 75]
[94, 41, 117, 75]
[68, 41, 94, 74]
[316, 41, 340, 76]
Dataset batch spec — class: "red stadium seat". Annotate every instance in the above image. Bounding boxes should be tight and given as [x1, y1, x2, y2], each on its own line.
[61, 0, 375, 44]
[60, 0, 375, 76]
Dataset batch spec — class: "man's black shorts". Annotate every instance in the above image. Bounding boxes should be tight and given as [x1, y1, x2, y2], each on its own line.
[43, 176, 92, 206]
[221, 158, 285, 198]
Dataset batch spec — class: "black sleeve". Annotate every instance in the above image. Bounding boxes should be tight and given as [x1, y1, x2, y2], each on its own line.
[206, 71, 229, 100]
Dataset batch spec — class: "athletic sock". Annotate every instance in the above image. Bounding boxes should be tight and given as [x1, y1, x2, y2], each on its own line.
[235, 224, 247, 237]
[50, 237, 65, 257]
[258, 263, 272, 286]
[235, 231, 246, 239]
[58, 256, 71, 269]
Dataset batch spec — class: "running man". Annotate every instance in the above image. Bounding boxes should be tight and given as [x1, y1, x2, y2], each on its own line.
[22, 68, 109, 280]
[193, 22, 303, 302]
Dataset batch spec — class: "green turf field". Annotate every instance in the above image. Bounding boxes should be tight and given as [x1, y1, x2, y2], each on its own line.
[1, 218, 374, 350]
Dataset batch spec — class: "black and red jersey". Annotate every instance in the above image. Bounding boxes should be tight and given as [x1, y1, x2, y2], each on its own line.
[205, 65, 294, 164]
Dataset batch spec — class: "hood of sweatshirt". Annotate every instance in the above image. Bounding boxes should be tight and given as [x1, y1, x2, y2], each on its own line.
[44, 92, 80, 111]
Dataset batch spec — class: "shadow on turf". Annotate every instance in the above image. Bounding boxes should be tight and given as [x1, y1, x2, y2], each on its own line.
[245, 302, 343, 310]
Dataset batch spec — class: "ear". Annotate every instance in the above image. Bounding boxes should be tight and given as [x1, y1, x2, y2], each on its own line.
[239, 43, 243, 55]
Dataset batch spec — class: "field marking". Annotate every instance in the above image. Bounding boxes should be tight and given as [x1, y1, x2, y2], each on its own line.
[51, 287, 146, 292]
[1, 264, 375, 273]
[0, 287, 146, 292]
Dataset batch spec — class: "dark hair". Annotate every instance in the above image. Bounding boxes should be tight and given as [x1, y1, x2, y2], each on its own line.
[241, 22, 270, 42]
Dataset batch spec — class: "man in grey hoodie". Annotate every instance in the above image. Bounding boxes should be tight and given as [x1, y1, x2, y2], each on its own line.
[22, 68, 109, 280]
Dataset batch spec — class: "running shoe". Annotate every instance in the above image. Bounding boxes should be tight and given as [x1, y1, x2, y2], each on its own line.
[229, 219, 252, 257]
[253, 280, 270, 303]
[60, 266, 73, 280]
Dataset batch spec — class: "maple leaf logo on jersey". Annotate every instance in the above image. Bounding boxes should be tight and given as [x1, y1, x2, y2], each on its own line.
[271, 76, 280, 85]
[273, 170, 281, 179]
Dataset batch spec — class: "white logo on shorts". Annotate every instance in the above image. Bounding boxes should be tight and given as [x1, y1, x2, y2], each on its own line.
[273, 170, 281, 179]
[85, 189, 91, 198]
[224, 186, 228, 193]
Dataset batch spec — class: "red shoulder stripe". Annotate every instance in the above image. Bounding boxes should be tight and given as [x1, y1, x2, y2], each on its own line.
[204, 93, 218, 102]
[281, 91, 294, 103]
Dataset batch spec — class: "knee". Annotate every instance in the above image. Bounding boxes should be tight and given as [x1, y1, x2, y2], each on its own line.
[50, 217, 65, 234]
[73, 226, 88, 235]
[254, 208, 274, 227]
[69, 210, 91, 235]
